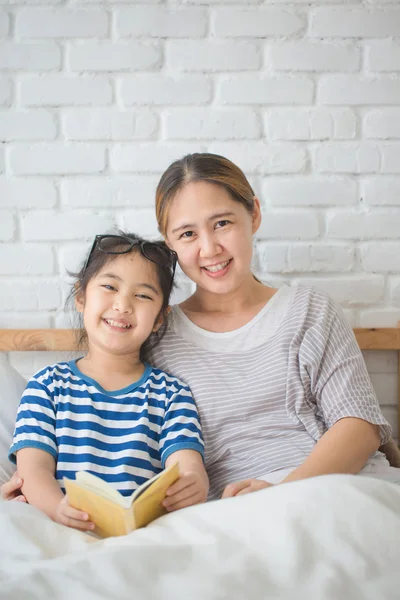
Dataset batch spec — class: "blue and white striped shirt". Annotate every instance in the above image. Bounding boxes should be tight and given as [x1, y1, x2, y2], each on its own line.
[9, 360, 204, 497]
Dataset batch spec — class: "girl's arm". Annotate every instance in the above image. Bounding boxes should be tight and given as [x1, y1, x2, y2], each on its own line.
[163, 449, 209, 511]
[282, 417, 380, 483]
[16, 448, 94, 531]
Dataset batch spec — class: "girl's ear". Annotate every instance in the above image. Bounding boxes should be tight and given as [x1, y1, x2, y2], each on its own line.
[152, 306, 171, 332]
[251, 197, 262, 235]
[75, 287, 85, 313]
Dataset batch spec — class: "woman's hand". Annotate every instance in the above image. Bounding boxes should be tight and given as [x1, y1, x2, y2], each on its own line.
[54, 495, 95, 532]
[1, 472, 27, 502]
[163, 470, 208, 512]
[222, 479, 273, 499]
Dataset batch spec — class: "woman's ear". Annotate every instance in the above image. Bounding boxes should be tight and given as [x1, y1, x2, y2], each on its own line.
[152, 306, 171, 332]
[251, 197, 262, 235]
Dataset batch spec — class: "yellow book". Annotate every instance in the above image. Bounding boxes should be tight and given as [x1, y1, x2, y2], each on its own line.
[63, 463, 180, 538]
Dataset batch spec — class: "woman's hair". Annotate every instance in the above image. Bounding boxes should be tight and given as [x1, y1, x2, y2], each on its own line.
[155, 153, 256, 236]
[66, 230, 174, 361]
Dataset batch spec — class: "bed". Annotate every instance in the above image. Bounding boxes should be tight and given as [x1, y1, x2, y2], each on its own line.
[1, 328, 400, 599]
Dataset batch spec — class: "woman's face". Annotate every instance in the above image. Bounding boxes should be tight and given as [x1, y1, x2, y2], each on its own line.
[165, 181, 261, 295]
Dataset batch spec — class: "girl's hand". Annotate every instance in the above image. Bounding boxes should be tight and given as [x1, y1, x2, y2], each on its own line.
[1, 472, 27, 502]
[163, 471, 208, 512]
[222, 479, 273, 499]
[54, 495, 95, 532]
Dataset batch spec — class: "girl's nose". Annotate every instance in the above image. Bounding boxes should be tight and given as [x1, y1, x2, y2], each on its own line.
[113, 295, 132, 313]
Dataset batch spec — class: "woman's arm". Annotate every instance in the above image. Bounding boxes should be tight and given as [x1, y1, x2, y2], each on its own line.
[163, 449, 209, 511]
[282, 417, 380, 483]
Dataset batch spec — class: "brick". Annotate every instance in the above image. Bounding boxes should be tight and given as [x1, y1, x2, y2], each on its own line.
[166, 40, 260, 71]
[119, 210, 159, 239]
[0, 76, 11, 105]
[209, 141, 307, 174]
[9, 144, 106, 175]
[0, 144, 3, 173]
[326, 211, 400, 239]
[22, 211, 116, 242]
[256, 242, 354, 273]
[63, 109, 157, 141]
[0, 280, 61, 311]
[59, 244, 87, 275]
[111, 143, 206, 173]
[381, 144, 400, 173]
[0, 314, 52, 329]
[212, 8, 303, 36]
[389, 277, 400, 306]
[120, 75, 211, 106]
[19, 76, 113, 107]
[16, 9, 108, 38]
[67, 42, 160, 72]
[0, 42, 61, 70]
[218, 75, 314, 105]
[366, 41, 400, 72]
[315, 143, 381, 174]
[116, 7, 206, 37]
[310, 8, 400, 37]
[0, 244, 54, 275]
[61, 176, 158, 208]
[293, 276, 385, 306]
[266, 42, 360, 72]
[361, 177, 400, 206]
[360, 243, 400, 273]
[257, 211, 319, 239]
[364, 109, 400, 139]
[319, 76, 400, 105]
[262, 177, 357, 206]
[0, 110, 57, 141]
[265, 108, 357, 141]
[0, 179, 57, 208]
[0, 211, 15, 241]
[0, 11, 9, 36]
[164, 109, 260, 140]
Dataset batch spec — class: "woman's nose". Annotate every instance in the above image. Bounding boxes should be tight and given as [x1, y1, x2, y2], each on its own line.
[199, 234, 222, 258]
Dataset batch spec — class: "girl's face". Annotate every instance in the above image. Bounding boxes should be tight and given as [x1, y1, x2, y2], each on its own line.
[165, 181, 261, 296]
[76, 252, 164, 357]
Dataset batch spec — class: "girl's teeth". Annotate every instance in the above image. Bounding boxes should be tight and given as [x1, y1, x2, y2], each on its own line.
[105, 319, 131, 329]
[204, 260, 230, 273]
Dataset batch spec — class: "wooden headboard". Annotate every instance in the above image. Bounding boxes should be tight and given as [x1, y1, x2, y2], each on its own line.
[1, 327, 400, 436]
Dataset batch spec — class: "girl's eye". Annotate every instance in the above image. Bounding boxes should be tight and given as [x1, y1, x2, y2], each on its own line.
[215, 220, 231, 229]
[102, 284, 116, 291]
[180, 230, 194, 239]
[136, 294, 153, 301]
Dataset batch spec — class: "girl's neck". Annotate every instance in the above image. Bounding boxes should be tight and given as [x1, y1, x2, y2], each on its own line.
[77, 347, 145, 392]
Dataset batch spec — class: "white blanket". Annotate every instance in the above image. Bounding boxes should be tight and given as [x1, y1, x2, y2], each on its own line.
[1, 475, 400, 600]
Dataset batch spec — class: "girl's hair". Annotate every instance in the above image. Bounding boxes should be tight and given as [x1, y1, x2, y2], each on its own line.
[155, 153, 256, 236]
[66, 230, 175, 361]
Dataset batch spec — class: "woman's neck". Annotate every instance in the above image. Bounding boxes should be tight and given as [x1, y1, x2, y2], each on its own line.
[77, 347, 144, 391]
[179, 276, 278, 332]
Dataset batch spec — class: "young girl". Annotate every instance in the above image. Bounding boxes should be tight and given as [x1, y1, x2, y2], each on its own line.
[8, 232, 208, 532]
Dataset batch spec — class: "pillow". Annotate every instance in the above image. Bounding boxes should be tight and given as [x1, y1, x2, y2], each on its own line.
[0, 356, 26, 485]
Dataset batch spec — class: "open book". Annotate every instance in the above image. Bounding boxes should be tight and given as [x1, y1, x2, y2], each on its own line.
[63, 463, 180, 538]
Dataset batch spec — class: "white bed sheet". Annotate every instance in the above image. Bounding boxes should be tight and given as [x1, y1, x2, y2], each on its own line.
[1, 474, 400, 600]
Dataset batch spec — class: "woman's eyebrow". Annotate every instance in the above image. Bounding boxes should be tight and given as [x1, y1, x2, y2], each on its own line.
[171, 211, 235, 234]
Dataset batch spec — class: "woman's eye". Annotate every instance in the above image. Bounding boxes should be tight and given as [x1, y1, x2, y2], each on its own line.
[180, 230, 194, 239]
[215, 220, 230, 229]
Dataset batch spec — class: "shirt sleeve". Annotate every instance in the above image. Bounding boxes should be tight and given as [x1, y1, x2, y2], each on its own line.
[159, 380, 204, 468]
[8, 375, 58, 464]
[298, 291, 391, 444]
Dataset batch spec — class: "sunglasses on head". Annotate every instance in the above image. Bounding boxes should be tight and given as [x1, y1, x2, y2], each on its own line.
[82, 234, 178, 281]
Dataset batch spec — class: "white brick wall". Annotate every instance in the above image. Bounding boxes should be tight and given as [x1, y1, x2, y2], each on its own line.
[1, 0, 400, 433]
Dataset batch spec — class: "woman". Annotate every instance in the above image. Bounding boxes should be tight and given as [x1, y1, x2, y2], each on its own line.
[2, 153, 398, 503]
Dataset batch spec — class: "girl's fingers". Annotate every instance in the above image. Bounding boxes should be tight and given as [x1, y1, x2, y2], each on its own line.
[61, 516, 95, 532]
[164, 490, 202, 512]
[165, 475, 195, 497]
[163, 482, 197, 508]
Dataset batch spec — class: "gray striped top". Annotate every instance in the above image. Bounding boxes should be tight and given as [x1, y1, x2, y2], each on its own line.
[148, 285, 391, 500]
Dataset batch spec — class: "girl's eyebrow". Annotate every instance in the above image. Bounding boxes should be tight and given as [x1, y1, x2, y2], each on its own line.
[171, 211, 235, 234]
[99, 274, 160, 295]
